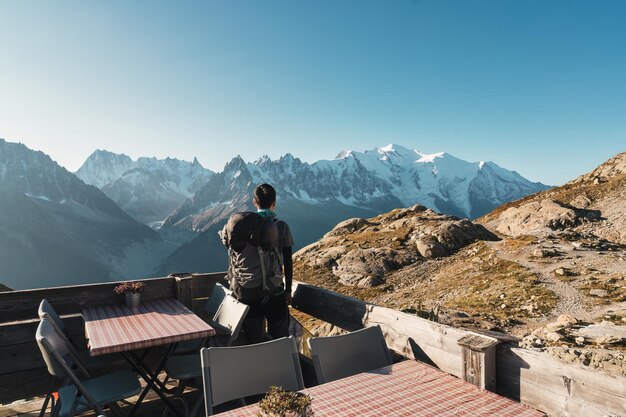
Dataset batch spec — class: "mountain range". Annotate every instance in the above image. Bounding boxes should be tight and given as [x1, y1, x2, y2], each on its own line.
[0, 139, 549, 288]
[0, 139, 174, 290]
[154, 144, 549, 274]
[76, 150, 213, 225]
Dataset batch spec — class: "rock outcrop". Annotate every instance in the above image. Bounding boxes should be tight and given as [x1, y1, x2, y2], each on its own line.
[491, 199, 601, 237]
[295, 205, 498, 287]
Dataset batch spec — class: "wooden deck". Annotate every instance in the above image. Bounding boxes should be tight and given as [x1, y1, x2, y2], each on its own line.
[1, 273, 625, 417]
[0, 373, 238, 417]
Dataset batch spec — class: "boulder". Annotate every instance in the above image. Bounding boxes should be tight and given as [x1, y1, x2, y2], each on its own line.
[494, 199, 600, 237]
[546, 331, 564, 342]
[533, 247, 561, 258]
[546, 332, 565, 342]
[589, 289, 609, 297]
[414, 219, 497, 258]
[556, 315, 579, 327]
[332, 247, 416, 287]
[415, 236, 447, 258]
[432, 219, 498, 251]
[575, 322, 626, 345]
[554, 267, 576, 277]
[324, 217, 371, 238]
[305, 245, 349, 267]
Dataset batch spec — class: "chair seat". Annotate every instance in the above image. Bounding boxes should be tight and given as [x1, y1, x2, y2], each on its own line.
[165, 354, 201, 380]
[57, 370, 141, 417]
[79, 350, 125, 369]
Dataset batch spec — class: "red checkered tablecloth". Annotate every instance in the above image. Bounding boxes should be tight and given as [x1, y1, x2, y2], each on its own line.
[83, 298, 215, 356]
[213, 360, 545, 417]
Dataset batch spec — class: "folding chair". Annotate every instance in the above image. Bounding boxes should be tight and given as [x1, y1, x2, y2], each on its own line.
[200, 337, 304, 416]
[164, 294, 249, 417]
[308, 325, 393, 384]
[36, 318, 141, 417]
[171, 283, 233, 355]
[37, 300, 124, 417]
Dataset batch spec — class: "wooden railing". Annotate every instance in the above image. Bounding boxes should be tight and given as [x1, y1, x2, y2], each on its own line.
[291, 283, 626, 417]
[1, 275, 625, 417]
[0, 273, 226, 402]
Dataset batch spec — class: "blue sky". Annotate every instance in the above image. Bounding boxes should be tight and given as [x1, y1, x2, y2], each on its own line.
[0, 1, 624, 185]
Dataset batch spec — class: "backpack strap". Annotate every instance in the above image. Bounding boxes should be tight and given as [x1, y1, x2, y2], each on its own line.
[257, 247, 271, 304]
[257, 247, 268, 293]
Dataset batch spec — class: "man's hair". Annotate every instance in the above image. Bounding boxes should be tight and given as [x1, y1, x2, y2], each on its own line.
[254, 183, 276, 209]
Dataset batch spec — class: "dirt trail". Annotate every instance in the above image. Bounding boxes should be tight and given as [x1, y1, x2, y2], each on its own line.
[488, 241, 605, 322]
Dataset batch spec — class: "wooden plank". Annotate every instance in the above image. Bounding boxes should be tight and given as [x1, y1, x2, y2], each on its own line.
[175, 275, 194, 308]
[496, 345, 626, 417]
[191, 272, 228, 298]
[0, 276, 175, 322]
[0, 329, 88, 375]
[0, 367, 52, 403]
[0, 315, 86, 346]
[0, 341, 48, 374]
[291, 283, 370, 331]
[0, 345, 170, 403]
[291, 282, 469, 377]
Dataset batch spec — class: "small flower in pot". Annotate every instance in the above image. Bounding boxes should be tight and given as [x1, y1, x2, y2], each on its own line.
[257, 386, 314, 417]
[114, 281, 145, 308]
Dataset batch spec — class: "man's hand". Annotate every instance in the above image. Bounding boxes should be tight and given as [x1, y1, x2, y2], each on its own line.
[285, 292, 292, 306]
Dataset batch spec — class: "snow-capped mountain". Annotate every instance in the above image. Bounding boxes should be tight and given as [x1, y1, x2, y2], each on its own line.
[164, 144, 548, 230]
[76, 150, 213, 225]
[156, 144, 549, 275]
[0, 139, 174, 290]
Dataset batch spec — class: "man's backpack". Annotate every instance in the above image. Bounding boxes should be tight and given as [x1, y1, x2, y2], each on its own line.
[219, 212, 284, 303]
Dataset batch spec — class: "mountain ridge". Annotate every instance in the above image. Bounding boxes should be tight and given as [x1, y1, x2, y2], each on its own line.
[76, 150, 214, 225]
[0, 139, 173, 290]
[155, 144, 549, 275]
[162, 144, 549, 232]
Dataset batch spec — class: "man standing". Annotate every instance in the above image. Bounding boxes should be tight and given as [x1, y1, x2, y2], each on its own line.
[221, 183, 293, 344]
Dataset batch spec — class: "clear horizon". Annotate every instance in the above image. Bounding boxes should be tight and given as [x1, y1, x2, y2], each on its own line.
[1, 1, 625, 185]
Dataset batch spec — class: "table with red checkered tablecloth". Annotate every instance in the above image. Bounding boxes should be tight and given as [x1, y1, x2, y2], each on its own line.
[83, 297, 215, 417]
[83, 297, 215, 356]
[213, 359, 546, 417]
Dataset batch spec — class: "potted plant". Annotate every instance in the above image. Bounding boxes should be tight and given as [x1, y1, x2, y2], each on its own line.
[257, 386, 314, 417]
[114, 281, 145, 308]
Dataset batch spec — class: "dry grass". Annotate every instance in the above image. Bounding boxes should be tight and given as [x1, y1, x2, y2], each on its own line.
[295, 241, 558, 331]
[504, 235, 538, 250]
[345, 227, 412, 250]
[410, 243, 557, 325]
[578, 273, 626, 304]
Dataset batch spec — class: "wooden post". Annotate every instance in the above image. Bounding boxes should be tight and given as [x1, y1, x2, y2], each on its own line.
[457, 332, 499, 391]
[175, 275, 194, 309]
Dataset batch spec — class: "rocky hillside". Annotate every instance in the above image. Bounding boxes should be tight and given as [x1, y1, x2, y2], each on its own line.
[294, 152, 626, 376]
[294, 206, 558, 329]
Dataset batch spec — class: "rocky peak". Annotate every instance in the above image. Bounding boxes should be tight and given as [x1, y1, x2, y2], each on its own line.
[224, 155, 247, 172]
[334, 149, 353, 160]
[481, 150, 626, 245]
[570, 152, 626, 184]
[76, 150, 135, 188]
